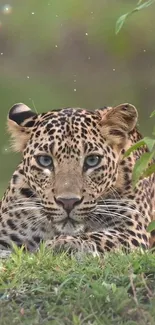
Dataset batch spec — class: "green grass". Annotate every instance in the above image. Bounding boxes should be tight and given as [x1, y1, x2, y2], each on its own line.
[0, 247, 155, 325]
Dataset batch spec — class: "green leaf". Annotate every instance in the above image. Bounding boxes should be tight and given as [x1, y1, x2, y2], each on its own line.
[150, 110, 155, 117]
[132, 151, 154, 186]
[143, 137, 155, 151]
[141, 163, 155, 178]
[115, 0, 155, 34]
[124, 139, 146, 158]
[135, 0, 155, 11]
[147, 221, 155, 232]
[124, 137, 155, 158]
[115, 13, 129, 35]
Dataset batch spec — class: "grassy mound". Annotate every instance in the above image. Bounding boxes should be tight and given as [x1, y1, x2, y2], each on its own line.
[0, 246, 155, 325]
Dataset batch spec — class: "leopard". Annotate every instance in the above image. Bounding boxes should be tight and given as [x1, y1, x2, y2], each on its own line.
[0, 102, 155, 257]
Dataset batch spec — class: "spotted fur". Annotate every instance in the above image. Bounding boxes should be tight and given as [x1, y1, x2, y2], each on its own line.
[0, 102, 154, 256]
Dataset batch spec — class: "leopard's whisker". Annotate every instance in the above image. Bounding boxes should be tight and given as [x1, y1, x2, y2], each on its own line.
[96, 205, 142, 218]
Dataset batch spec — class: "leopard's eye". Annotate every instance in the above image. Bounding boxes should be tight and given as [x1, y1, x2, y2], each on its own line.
[36, 155, 53, 168]
[84, 155, 101, 169]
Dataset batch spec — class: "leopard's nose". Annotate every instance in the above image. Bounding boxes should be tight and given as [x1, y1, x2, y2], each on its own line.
[54, 196, 83, 213]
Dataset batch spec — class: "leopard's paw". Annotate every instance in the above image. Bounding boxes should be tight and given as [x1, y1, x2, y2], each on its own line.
[45, 235, 99, 257]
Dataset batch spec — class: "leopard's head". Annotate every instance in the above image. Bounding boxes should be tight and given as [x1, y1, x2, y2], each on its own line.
[7, 102, 137, 235]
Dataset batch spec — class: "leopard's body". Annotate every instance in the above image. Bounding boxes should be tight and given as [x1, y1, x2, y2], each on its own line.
[0, 102, 155, 256]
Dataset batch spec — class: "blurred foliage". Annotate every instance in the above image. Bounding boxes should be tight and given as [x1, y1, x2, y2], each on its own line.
[124, 110, 155, 232]
[115, 0, 155, 234]
[0, 0, 155, 196]
[124, 135, 155, 185]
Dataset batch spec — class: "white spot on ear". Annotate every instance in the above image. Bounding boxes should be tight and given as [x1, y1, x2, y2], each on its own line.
[13, 103, 31, 114]
[44, 169, 51, 176]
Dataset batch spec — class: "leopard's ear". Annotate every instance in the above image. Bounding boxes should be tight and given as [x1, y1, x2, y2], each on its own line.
[96, 103, 138, 147]
[7, 103, 37, 152]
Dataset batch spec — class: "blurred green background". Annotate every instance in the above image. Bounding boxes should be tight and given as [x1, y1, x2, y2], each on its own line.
[0, 0, 155, 197]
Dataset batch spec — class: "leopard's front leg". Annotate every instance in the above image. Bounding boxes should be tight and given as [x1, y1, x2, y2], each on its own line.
[46, 234, 100, 257]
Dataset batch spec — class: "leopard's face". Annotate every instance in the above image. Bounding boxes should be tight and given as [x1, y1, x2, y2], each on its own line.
[22, 109, 119, 234]
[8, 103, 137, 235]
